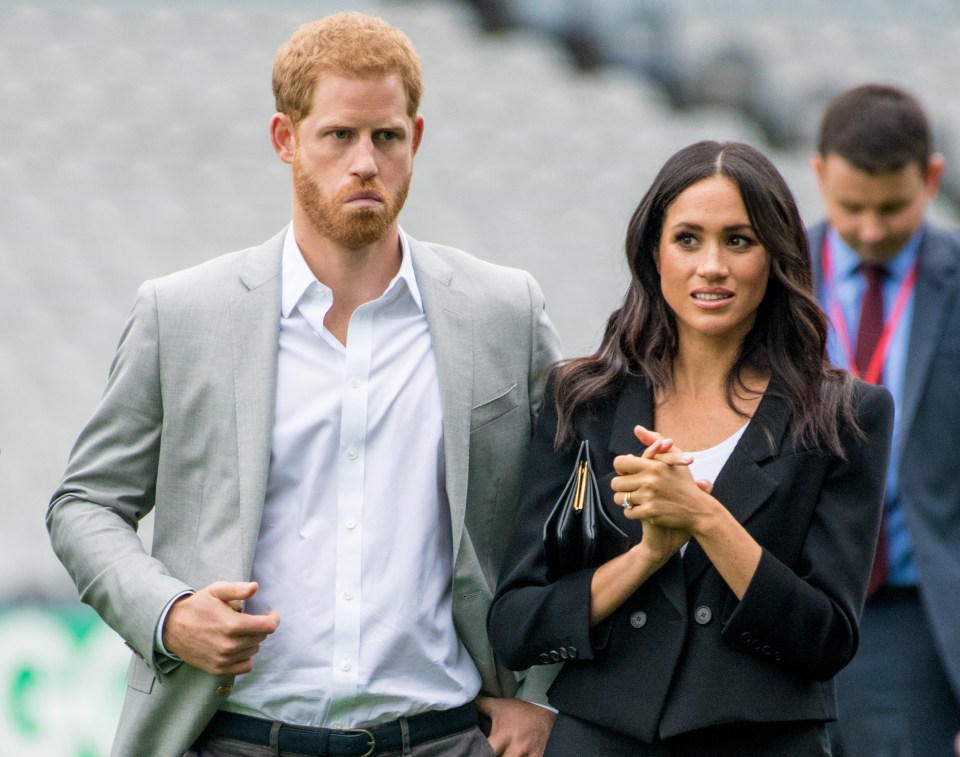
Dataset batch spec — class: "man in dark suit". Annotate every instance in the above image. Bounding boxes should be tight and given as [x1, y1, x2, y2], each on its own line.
[809, 82, 960, 757]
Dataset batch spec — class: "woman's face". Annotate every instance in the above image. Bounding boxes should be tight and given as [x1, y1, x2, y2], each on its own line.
[656, 175, 771, 345]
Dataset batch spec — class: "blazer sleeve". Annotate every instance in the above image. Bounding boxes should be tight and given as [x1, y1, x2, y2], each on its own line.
[720, 381, 895, 681]
[46, 281, 193, 674]
[488, 377, 601, 671]
[523, 271, 562, 418]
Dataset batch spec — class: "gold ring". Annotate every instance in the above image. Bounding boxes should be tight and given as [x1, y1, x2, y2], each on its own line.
[623, 491, 633, 509]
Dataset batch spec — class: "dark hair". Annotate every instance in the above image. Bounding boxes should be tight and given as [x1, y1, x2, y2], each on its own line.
[818, 83, 932, 174]
[553, 140, 858, 457]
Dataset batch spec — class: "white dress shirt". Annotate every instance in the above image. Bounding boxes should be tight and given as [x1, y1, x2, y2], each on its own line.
[224, 226, 481, 728]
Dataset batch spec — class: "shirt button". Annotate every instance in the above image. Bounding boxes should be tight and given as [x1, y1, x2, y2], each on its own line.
[340, 660, 352, 672]
[343, 590, 354, 600]
[345, 520, 356, 529]
[694, 606, 712, 625]
[346, 448, 358, 460]
[350, 377, 361, 389]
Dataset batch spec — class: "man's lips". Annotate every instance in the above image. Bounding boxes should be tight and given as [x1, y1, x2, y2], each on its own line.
[346, 190, 383, 205]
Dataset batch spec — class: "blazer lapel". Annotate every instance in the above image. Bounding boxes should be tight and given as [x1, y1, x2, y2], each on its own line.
[607, 377, 687, 614]
[900, 226, 959, 442]
[231, 230, 284, 578]
[409, 238, 474, 566]
[608, 374, 786, 588]
[682, 389, 787, 585]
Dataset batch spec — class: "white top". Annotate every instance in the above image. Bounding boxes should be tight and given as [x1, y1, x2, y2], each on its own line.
[687, 424, 748, 486]
[224, 226, 481, 727]
[680, 423, 748, 556]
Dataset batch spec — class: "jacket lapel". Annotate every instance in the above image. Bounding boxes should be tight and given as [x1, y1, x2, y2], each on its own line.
[608, 375, 786, 588]
[607, 377, 687, 614]
[682, 388, 787, 585]
[409, 238, 474, 566]
[231, 230, 284, 578]
[900, 226, 959, 442]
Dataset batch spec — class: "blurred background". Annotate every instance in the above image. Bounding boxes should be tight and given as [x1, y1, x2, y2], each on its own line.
[2, 0, 958, 752]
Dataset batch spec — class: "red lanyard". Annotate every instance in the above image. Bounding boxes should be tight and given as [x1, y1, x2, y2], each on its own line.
[821, 235, 918, 384]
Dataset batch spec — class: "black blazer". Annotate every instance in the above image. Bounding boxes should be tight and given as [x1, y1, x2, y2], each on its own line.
[809, 220, 960, 702]
[489, 374, 893, 743]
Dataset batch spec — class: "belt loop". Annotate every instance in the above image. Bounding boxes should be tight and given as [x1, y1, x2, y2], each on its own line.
[269, 721, 282, 756]
[400, 717, 412, 756]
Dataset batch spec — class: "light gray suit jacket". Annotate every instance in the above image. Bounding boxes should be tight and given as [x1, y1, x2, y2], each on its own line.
[47, 229, 562, 756]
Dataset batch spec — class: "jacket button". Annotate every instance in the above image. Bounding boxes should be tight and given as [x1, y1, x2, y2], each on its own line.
[694, 606, 712, 625]
[549, 650, 561, 662]
[216, 684, 233, 697]
[558, 647, 569, 660]
[741, 631, 752, 643]
[630, 611, 648, 629]
[567, 646, 578, 659]
[539, 653, 551, 664]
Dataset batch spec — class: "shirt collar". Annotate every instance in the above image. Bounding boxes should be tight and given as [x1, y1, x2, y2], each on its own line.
[827, 225, 923, 283]
[281, 224, 423, 318]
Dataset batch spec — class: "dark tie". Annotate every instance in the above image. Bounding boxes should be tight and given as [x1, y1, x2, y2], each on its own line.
[857, 264, 888, 596]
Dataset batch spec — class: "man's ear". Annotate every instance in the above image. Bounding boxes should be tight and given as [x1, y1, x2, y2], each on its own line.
[411, 114, 424, 156]
[270, 113, 297, 164]
[810, 153, 825, 186]
[925, 153, 945, 198]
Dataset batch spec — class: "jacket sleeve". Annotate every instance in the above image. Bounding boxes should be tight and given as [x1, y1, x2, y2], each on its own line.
[488, 377, 601, 672]
[719, 382, 895, 680]
[46, 281, 193, 675]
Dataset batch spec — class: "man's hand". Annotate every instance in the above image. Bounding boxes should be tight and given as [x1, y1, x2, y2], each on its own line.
[162, 581, 279, 676]
[476, 696, 555, 757]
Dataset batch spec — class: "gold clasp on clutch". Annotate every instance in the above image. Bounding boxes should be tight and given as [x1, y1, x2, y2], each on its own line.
[572, 460, 588, 512]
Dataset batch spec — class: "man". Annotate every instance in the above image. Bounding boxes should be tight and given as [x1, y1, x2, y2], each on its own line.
[809, 82, 960, 757]
[47, 12, 560, 757]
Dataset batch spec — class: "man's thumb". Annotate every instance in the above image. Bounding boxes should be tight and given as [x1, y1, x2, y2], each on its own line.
[208, 580, 259, 606]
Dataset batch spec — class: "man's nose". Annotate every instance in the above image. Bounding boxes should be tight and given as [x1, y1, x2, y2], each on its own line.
[858, 214, 886, 245]
[350, 138, 378, 179]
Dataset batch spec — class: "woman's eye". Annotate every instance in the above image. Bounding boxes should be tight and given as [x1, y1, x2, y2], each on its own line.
[676, 233, 697, 247]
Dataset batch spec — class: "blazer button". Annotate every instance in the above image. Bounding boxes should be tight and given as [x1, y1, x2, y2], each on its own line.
[567, 646, 578, 659]
[694, 606, 712, 625]
[741, 631, 752, 643]
[216, 684, 233, 697]
[558, 647, 569, 660]
[549, 650, 561, 662]
[630, 611, 648, 629]
[539, 653, 551, 664]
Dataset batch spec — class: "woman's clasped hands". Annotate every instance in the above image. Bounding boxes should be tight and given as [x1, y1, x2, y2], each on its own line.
[611, 425, 714, 562]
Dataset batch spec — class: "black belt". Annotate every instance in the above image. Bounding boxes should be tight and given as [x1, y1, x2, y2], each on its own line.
[204, 702, 478, 756]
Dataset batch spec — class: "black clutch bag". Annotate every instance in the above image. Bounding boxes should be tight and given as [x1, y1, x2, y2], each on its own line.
[542, 440, 630, 574]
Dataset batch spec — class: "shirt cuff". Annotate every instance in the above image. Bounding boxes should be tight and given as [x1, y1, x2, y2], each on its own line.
[154, 590, 193, 660]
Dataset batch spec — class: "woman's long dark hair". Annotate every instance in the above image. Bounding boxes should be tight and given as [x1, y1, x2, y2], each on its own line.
[554, 140, 859, 457]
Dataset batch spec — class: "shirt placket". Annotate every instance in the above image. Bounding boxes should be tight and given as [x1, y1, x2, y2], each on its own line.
[328, 303, 374, 723]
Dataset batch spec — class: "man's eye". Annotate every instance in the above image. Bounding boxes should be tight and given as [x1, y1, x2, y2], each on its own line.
[332, 130, 349, 139]
[379, 131, 398, 141]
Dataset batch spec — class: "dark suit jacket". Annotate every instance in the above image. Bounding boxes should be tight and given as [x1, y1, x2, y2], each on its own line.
[489, 374, 893, 743]
[809, 221, 960, 702]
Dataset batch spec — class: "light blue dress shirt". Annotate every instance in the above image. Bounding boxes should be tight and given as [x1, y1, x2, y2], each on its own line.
[822, 227, 922, 586]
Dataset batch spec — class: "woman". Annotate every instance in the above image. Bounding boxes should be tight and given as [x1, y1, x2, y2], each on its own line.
[488, 141, 894, 756]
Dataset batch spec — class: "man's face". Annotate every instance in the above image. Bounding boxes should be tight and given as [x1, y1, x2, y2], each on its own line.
[813, 152, 942, 263]
[287, 72, 422, 249]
